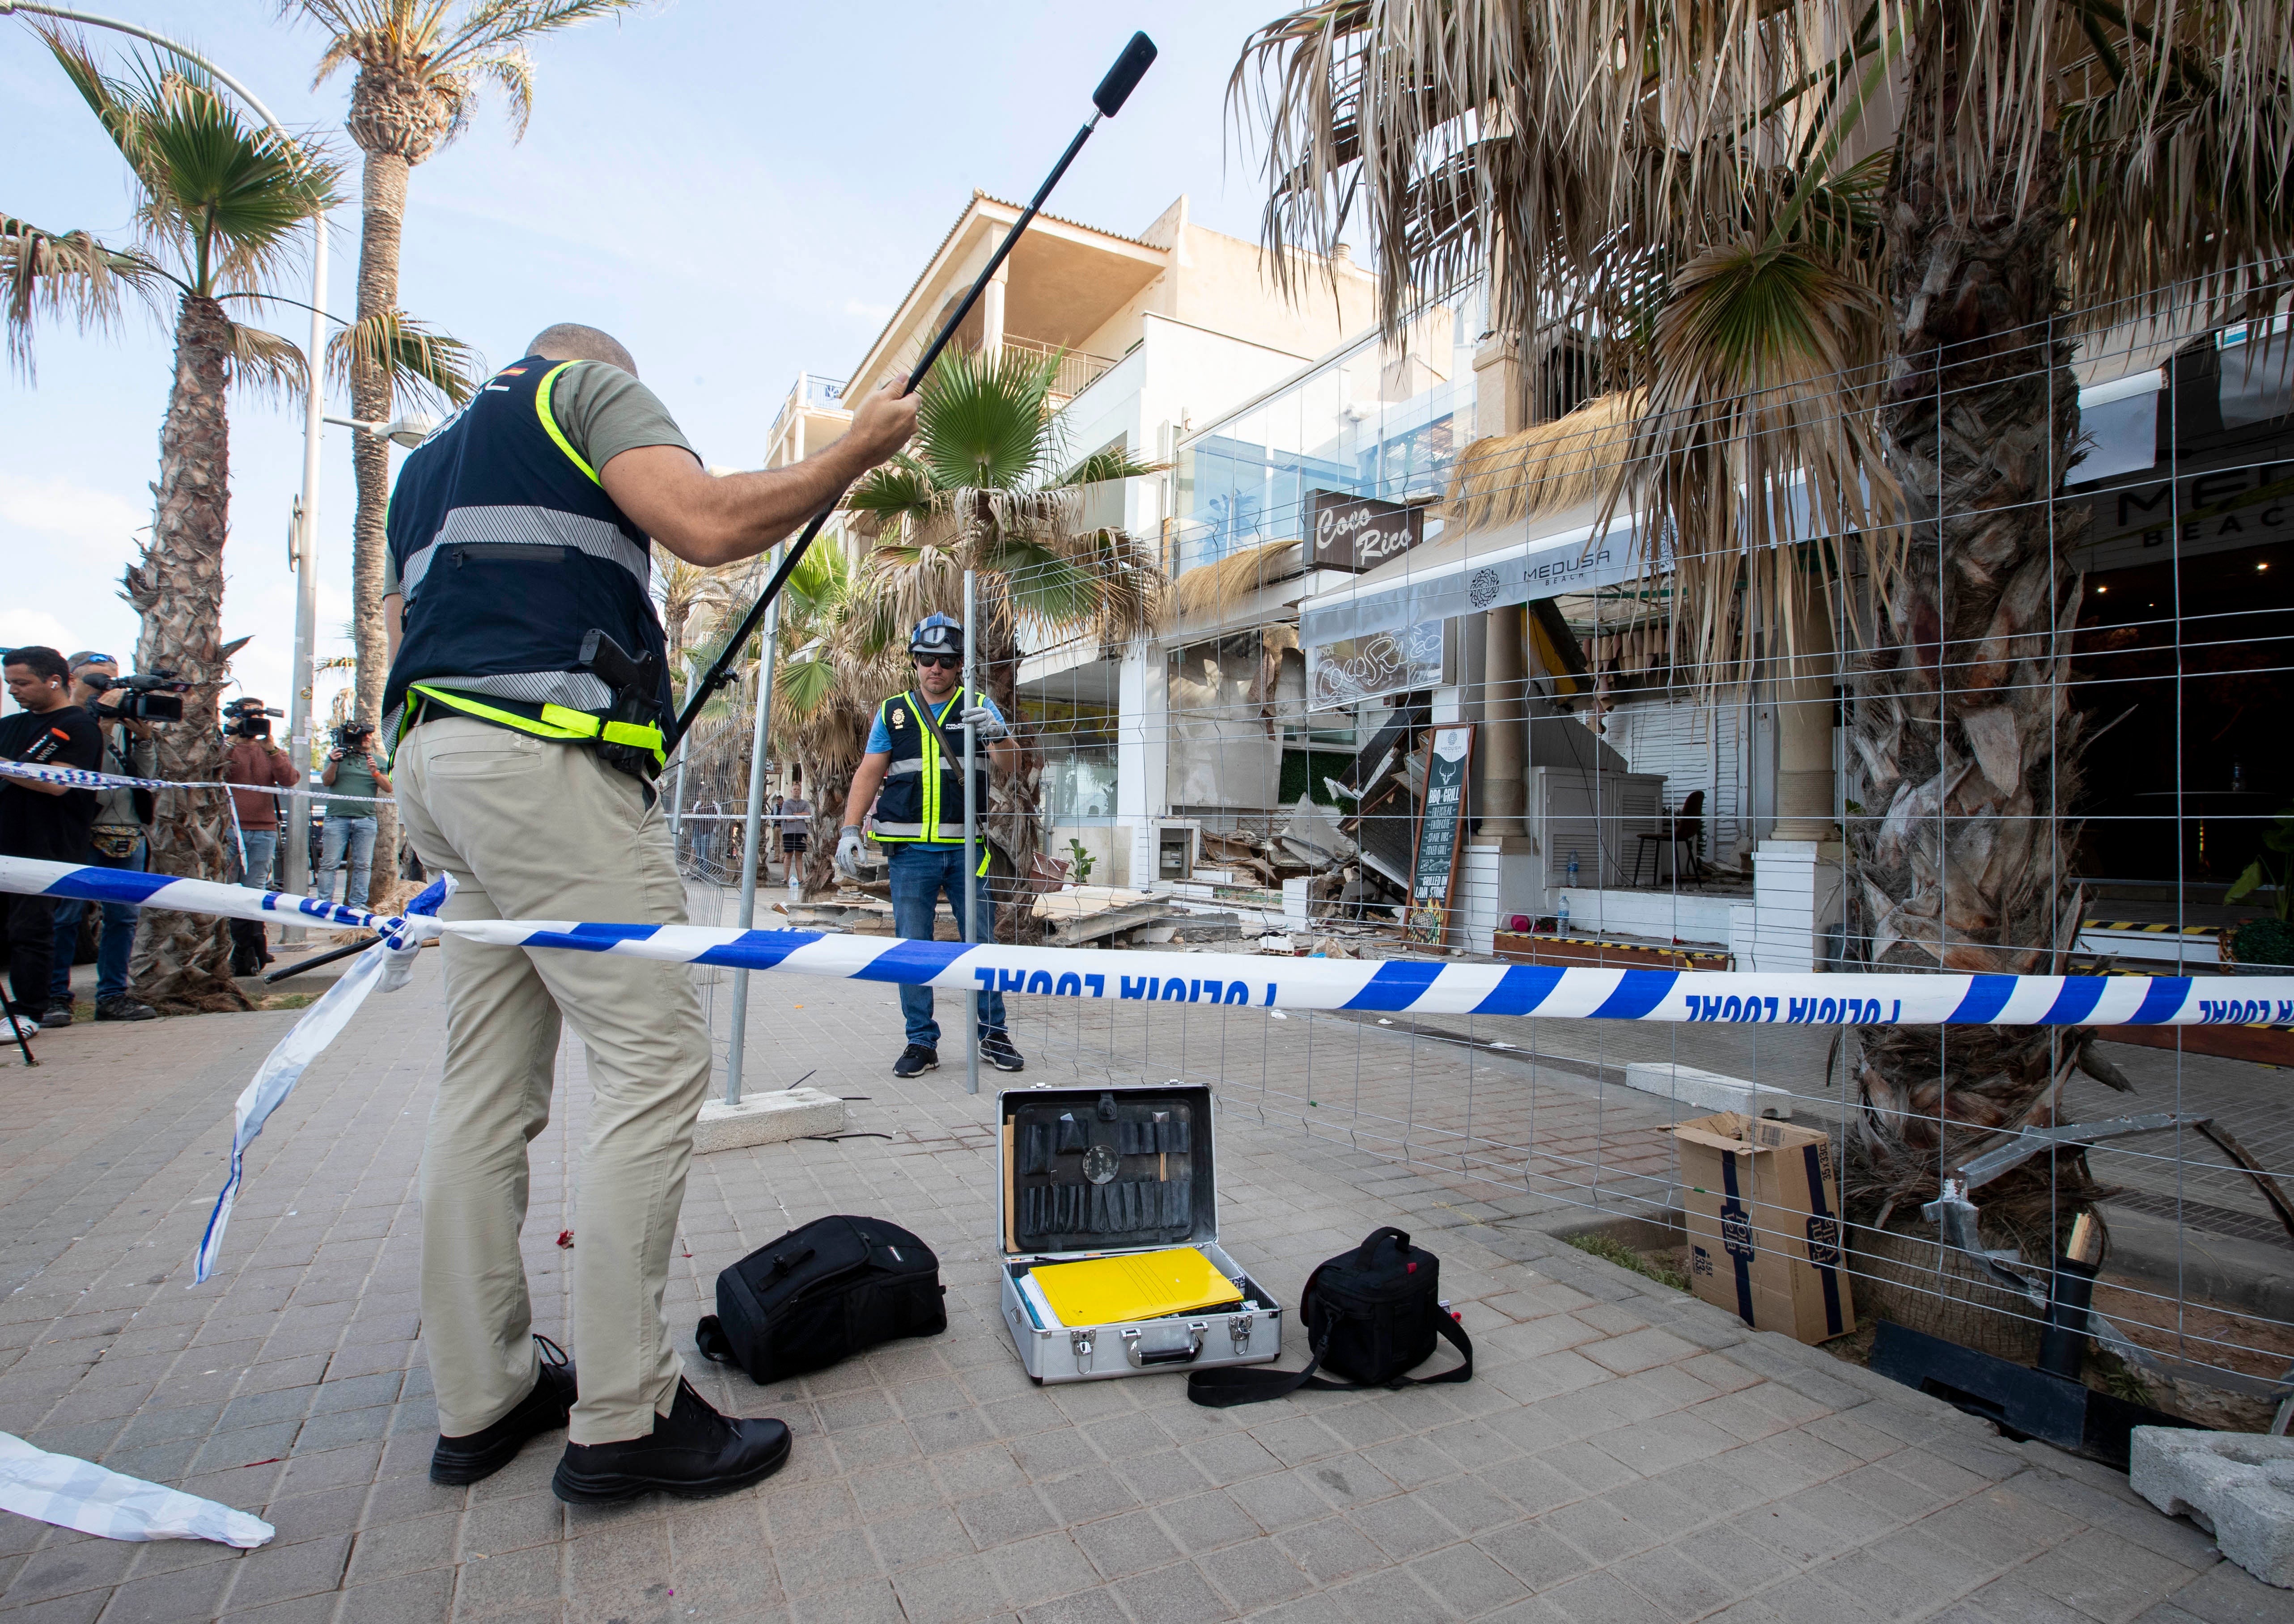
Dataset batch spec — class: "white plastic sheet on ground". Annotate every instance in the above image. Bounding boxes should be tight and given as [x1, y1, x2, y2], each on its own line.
[0, 1434, 272, 1548]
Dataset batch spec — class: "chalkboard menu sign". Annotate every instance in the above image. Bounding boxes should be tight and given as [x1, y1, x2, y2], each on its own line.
[1307, 489, 1425, 572]
[1408, 725, 1476, 945]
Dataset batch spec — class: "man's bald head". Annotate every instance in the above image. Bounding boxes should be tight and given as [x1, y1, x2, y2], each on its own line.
[526, 323, 638, 376]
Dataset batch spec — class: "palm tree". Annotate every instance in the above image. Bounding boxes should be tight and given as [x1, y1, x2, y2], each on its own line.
[655, 549, 743, 670]
[768, 541, 908, 899]
[278, 0, 647, 879]
[1233, 3, 2293, 1233]
[5, 33, 343, 1010]
[841, 347, 1167, 925]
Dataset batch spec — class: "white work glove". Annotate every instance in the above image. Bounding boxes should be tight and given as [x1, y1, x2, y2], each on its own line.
[959, 704, 1009, 743]
[835, 825, 867, 877]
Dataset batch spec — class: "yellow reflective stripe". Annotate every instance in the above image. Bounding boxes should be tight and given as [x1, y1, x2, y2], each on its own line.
[916, 694, 941, 840]
[412, 686, 664, 765]
[414, 683, 592, 741]
[535, 362, 602, 485]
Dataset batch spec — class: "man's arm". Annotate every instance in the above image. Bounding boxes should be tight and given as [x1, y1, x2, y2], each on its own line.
[601, 376, 919, 567]
[843, 752, 892, 829]
[268, 747, 298, 788]
[321, 757, 340, 786]
[371, 764, 393, 793]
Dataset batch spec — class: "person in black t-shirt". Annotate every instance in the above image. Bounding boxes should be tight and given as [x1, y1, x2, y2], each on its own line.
[2, 647, 104, 1038]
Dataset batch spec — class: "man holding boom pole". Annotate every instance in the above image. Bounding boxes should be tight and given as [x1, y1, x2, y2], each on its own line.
[381, 326, 916, 1502]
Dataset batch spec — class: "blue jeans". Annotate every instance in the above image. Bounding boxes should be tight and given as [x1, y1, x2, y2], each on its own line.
[318, 816, 377, 909]
[235, 828, 280, 892]
[50, 839, 145, 1005]
[887, 843, 1005, 1050]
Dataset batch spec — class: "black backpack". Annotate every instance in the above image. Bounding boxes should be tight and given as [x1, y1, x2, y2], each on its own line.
[1188, 1226, 1472, 1407]
[696, 1215, 946, 1383]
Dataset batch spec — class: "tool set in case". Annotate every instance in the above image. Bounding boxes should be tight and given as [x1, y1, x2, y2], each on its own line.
[997, 1084, 1281, 1383]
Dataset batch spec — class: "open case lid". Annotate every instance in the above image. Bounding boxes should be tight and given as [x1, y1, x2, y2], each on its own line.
[998, 1085, 1216, 1260]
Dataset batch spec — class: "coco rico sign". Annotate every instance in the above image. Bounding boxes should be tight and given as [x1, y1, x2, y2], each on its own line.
[1308, 490, 1425, 572]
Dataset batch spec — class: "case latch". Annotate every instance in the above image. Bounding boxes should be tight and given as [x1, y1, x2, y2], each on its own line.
[1228, 1312, 1255, 1353]
[1069, 1329, 1095, 1372]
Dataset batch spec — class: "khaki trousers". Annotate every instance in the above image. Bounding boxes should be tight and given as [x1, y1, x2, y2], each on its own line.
[395, 717, 710, 1445]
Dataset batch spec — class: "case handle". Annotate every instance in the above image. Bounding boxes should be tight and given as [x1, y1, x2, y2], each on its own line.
[1122, 1322, 1206, 1367]
[1355, 1226, 1412, 1269]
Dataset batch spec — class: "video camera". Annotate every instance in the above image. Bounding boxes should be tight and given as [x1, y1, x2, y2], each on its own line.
[329, 720, 375, 756]
[225, 697, 284, 740]
[89, 669, 188, 724]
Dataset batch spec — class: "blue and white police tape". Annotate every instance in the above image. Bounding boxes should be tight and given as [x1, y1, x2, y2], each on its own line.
[8, 854, 2291, 1283]
[8, 855, 2290, 1027]
[0, 757, 395, 805]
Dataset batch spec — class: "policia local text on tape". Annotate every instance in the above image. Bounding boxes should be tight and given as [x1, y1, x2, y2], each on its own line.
[377, 322, 918, 1504]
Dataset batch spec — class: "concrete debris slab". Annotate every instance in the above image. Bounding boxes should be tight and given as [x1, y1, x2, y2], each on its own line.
[693, 1085, 846, 1153]
[1623, 1061, 1796, 1119]
[2130, 1426, 2294, 1587]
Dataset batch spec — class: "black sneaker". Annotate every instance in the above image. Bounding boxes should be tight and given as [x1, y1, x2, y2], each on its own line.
[42, 1002, 72, 1029]
[94, 996, 157, 1023]
[979, 1030, 1025, 1073]
[431, 1336, 577, 1485]
[892, 1044, 939, 1078]
[551, 1378, 790, 1504]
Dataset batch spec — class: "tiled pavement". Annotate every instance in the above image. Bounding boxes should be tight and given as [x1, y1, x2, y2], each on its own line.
[0, 959, 2285, 1623]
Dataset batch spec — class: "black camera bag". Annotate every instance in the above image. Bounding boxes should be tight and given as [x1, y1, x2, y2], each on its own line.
[696, 1214, 946, 1383]
[1187, 1226, 1471, 1407]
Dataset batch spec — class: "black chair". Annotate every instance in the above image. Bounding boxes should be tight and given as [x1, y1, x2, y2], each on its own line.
[1633, 790, 1706, 886]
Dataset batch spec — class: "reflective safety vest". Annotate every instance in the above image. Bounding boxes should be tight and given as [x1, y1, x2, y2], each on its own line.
[873, 687, 991, 857]
[380, 355, 672, 766]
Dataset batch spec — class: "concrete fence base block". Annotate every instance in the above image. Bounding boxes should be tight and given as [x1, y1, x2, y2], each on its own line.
[2129, 1427, 2294, 1588]
[693, 1087, 846, 1154]
[1621, 1062, 1794, 1119]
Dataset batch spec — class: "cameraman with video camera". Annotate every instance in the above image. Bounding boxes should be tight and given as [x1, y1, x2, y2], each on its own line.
[3, 647, 103, 1041]
[316, 719, 390, 910]
[223, 697, 295, 973]
[39, 654, 162, 1026]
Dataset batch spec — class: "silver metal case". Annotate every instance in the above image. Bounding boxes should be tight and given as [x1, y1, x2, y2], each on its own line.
[997, 1085, 1281, 1384]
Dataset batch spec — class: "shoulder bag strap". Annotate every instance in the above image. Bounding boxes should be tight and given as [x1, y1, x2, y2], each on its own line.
[909, 688, 971, 768]
[694, 1314, 737, 1366]
[1399, 1303, 1473, 1386]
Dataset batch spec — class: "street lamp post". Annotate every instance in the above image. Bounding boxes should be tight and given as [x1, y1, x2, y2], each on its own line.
[3, 2, 332, 929]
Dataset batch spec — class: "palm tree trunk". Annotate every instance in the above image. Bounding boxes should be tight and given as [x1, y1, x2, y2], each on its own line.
[125, 292, 250, 1012]
[1848, 0, 2089, 1226]
[351, 142, 407, 896]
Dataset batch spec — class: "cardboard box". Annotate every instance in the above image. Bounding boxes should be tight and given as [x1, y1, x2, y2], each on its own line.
[1673, 1112, 1855, 1343]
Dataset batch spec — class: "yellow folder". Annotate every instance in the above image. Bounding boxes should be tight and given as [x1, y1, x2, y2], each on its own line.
[1028, 1246, 1242, 1326]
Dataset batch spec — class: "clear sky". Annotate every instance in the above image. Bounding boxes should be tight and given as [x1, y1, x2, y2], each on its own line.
[2, 0, 1292, 723]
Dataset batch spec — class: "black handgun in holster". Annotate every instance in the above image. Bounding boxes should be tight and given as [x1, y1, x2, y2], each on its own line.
[577, 629, 666, 783]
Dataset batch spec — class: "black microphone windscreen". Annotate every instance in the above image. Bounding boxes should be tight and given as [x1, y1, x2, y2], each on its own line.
[1092, 32, 1157, 118]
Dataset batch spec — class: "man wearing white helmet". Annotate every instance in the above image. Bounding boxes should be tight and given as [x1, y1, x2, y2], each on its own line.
[836, 613, 1025, 1077]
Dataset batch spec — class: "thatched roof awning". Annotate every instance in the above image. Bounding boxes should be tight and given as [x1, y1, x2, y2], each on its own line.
[1444, 392, 1640, 534]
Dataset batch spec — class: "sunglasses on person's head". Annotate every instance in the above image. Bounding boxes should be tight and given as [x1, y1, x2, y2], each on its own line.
[914, 653, 960, 670]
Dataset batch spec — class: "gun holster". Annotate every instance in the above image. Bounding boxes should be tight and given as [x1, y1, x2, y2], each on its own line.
[576, 629, 666, 786]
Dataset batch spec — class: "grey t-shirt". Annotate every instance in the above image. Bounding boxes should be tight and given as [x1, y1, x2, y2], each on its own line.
[383, 359, 693, 595]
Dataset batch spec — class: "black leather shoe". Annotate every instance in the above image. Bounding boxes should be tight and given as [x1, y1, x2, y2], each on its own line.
[430, 1337, 576, 1485]
[892, 1043, 938, 1078]
[551, 1378, 790, 1504]
[94, 996, 157, 1023]
[41, 1003, 72, 1029]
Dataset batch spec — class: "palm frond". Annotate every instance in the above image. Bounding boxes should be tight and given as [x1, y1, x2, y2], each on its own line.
[913, 345, 1061, 491]
[1620, 235, 1896, 688]
[438, 0, 647, 66]
[228, 321, 310, 402]
[1056, 445, 1168, 487]
[844, 454, 935, 538]
[0, 214, 170, 378]
[39, 26, 340, 300]
[326, 307, 480, 407]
